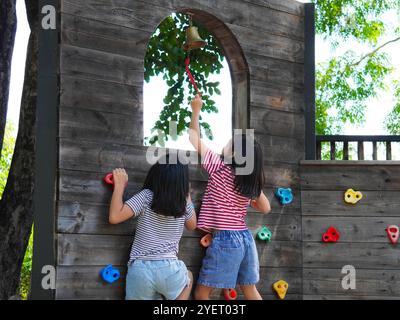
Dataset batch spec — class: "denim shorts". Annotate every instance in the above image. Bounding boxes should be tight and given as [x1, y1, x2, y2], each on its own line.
[125, 259, 191, 300]
[197, 230, 260, 289]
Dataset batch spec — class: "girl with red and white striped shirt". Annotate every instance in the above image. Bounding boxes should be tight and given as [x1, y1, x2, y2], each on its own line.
[189, 94, 271, 300]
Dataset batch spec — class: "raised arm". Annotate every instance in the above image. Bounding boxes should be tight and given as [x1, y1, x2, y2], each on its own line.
[189, 94, 209, 157]
[250, 191, 271, 214]
[108, 168, 134, 224]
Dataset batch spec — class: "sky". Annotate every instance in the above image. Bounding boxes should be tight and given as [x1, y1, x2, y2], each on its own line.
[5, 0, 400, 159]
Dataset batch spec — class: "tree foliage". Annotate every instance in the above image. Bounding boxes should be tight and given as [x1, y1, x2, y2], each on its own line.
[144, 13, 224, 146]
[313, 0, 400, 134]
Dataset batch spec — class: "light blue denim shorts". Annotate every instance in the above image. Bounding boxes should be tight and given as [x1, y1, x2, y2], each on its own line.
[197, 230, 260, 289]
[125, 259, 190, 300]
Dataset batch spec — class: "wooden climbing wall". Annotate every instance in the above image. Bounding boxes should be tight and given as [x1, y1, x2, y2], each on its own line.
[56, 0, 306, 299]
[301, 161, 400, 299]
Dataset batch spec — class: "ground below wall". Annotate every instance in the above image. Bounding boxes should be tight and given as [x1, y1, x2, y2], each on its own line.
[300, 160, 400, 300]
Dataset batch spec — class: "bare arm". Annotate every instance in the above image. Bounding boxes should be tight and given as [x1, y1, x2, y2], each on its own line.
[189, 94, 209, 157]
[108, 168, 134, 224]
[250, 191, 271, 214]
[184, 192, 197, 231]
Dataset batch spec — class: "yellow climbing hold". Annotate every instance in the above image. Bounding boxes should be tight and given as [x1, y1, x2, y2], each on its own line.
[344, 189, 363, 204]
[273, 280, 289, 300]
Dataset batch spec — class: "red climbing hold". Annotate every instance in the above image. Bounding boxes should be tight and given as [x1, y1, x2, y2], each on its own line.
[223, 288, 237, 300]
[386, 225, 399, 244]
[104, 173, 114, 186]
[322, 226, 340, 243]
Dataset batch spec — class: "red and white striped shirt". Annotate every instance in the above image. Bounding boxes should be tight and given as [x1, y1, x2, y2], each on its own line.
[197, 149, 251, 231]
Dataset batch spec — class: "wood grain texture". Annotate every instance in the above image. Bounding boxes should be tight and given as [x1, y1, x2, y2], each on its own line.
[55, 265, 302, 299]
[301, 164, 400, 191]
[303, 242, 400, 269]
[303, 216, 400, 243]
[57, 233, 301, 268]
[304, 268, 400, 297]
[302, 190, 400, 217]
[57, 199, 300, 241]
[60, 75, 142, 115]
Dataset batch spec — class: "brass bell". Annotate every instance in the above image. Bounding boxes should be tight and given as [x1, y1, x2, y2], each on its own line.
[183, 25, 206, 51]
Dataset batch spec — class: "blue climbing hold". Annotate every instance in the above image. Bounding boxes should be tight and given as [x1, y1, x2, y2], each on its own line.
[100, 264, 120, 284]
[275, 188, 293, 205]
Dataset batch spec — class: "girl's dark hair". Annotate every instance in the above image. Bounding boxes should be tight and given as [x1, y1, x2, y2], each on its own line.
[228, 133, 265, 199]
[142, 152, 189, 217]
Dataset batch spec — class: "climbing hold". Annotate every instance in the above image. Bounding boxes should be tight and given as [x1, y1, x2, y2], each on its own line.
[223, 288, 237, 300]
[103, 172, 127, 189]
[273, 280, 288, 300]
[200, 234, 212, 248]
[103, 173, 114, 186]
[344, 189, 363, 204]
[275, 188, 293, 205]
[257, 226, 272, 241]
[100, 264, 120, 284]
[322, 226, 340, 243]
[386, 225, 399, 244]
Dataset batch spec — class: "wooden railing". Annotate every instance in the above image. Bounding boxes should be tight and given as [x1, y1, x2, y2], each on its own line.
[316, 135, 400, 160]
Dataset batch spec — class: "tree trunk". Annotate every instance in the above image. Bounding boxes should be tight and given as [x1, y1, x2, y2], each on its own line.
[0, 0, 17, 156]
[0, 0, 38, 300]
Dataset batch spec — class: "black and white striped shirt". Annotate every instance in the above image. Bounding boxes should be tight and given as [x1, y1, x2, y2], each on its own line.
[125, 189, 194, 264]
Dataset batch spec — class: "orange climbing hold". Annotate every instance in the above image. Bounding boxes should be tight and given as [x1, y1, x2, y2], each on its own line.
[200, 234, 212, 247]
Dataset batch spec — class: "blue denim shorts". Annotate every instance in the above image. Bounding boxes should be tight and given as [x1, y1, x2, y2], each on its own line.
[125, 259, 190, 300]
[197, 230, 260, 289]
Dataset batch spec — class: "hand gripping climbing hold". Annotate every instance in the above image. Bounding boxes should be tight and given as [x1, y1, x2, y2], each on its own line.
[322, 226, 340, 243]
[100, 264, 120, 284]
[386, 225, 399, 244]
[275, 188, 293, 205]
[103, 172, 127, 189]
[344, 189, 363, 204]
[257, 226, 272, 241]
[223, 288, 237, 300]
[273, 280, 288, 300]
[200, 234, 212, 248]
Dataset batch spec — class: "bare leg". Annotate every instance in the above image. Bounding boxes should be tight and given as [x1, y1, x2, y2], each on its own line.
[239, 284, 262, 300]
[194, 284, 214, 300]
[176, 271, 193, 300]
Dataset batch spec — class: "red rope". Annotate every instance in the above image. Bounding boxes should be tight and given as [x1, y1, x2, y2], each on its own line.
[184, 56, 201, 96]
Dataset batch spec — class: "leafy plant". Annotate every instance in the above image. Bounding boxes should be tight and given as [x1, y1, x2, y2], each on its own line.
[19, 228, 33, 300]
[144, 13, 224, 146]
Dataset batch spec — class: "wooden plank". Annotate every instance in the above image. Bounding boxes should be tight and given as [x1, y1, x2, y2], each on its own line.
[386, 141, 392, 160]
[247, 54, 304, 87]
[61, 44, 144, 87]
[57, 234, 302, 267]
[303, 216, 400, 243]
[59, 139, 301, 189]
[256, 133, 305, 165]
[57, 200, 300, 241]
[250, 80, 305, 113]
[231, 24, 304, 63]
[301, 190, 400, 217]
[358, 141, 364, 160]
[60, 75, 142, 115]
[59, 106, 142, 145]
[59, 169, 207, 206]
[242, 0, 304, 16]
[304, 268, 400, 297]
[300, 164, 400, 190]
[343, 141, 349, 160]
[61, 0, 171, 33]
[61, 13, 151, 59]
[372, 141, 378, 160]
[330, 141, 336, 160]
[303, 243, 400, 269]
[250, 106, 305, 139]
[55, 265, 302, 299]
[61, 0, 304, 40]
